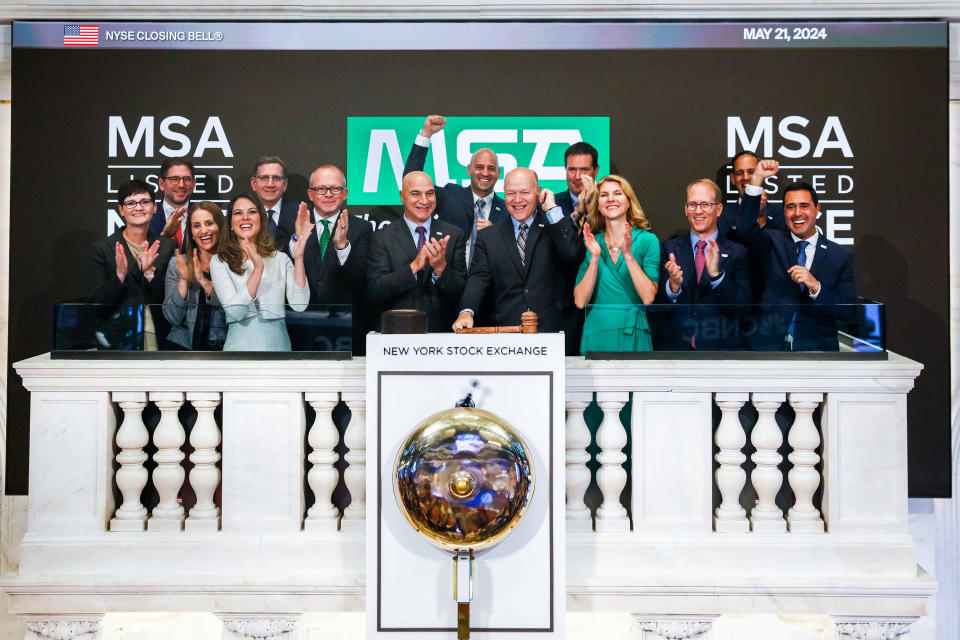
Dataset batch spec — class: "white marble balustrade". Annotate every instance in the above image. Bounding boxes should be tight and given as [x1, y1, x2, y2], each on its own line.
[5, 352, 933, 640]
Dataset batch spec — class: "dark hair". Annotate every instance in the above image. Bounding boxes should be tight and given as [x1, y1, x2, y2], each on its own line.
[252, 155, 287, 178]
[564, 142, 598, 169]
[783, 181, 819, 206]
[729, 150, 759, 172]
[116, 179, 155, 207]
[217, 193, 278, 275]
[182, 202, 225, 282]
[159, 159, 195, 178]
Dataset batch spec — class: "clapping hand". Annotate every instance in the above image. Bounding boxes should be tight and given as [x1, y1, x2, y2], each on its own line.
[664, 252, 684, 294]
[333, 208, 350, 250]
[140, 240, 160, 276]
[174, 249, 189, 282]
[583, 222, 601, 259]
[193, 249, 214, 296]
[424, 236, 450, 276]
[292, 202, 314, 259]
[114, 242, 128, 283]
[240, 238, 264, 271]
[161, 206, 186, 238]
[705, 238, 721, 278]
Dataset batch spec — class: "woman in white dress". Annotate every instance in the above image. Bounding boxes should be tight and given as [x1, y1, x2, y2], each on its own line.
[210, 193, 311, 351]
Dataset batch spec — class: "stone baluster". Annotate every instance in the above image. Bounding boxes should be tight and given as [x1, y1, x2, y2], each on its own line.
[341, 393, 366, 528]
[218, 614, 301, 640]
[565, 393, 593, 530]
[148, 391, 186, 531]
[186, 392, 222, 531]
[787, 392, 825, 532]
[631, 615, 715, 639]
[110, 392, 149, 531]
[305, 392, 341, 531]
[713, 393, 749, 533]
[749, 392, 786, 532]
[833, 616, 916, 639]
[24, 616, 103, 640]
[595, 392, 630, 532]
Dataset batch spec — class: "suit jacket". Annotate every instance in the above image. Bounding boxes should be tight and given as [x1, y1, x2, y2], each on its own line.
[555, 190, 576, 217]
[91, 229, 177, 349]
[302, 210, 373, 354]
[738, 193, 856, 351]
[368, 216, 467, 332]
[550, 190, 587, 353]
[403, 142, 506, 233]
[459, 212, 583, 334]
[654, 234, 751, 350]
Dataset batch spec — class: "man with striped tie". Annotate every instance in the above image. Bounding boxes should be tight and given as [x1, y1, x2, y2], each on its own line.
[453, 168, 584, 339]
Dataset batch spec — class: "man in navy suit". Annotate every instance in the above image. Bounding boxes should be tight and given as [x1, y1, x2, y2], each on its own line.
[368, 171, 467, 332]
[403, 115, 505, 270]
[150, 159, 197, 248]
[453, 168, 583, 336]
[655, 179, 751, 350]
[554, 141, 599, 220]
[739, 160, 856, 351]
[250, 155, 301, 248]
[294, 164, 372, 355]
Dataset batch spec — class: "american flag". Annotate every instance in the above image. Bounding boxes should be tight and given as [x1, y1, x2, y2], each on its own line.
[63, 24, 99, 46]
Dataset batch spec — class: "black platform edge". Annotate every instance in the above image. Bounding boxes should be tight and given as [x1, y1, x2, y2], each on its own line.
[584, 350, 887, 361]
[51, 351, 353, 361]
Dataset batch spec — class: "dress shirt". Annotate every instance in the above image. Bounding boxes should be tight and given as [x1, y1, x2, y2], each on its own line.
[666, 230, 726, 301]
[312, 210, 352, 265]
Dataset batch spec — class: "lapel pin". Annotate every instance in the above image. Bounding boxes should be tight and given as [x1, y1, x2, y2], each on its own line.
[538, 223, 544, 228]
[820, 244, 827, 249]
[433, 214, 439, 220]
[721, 253, 728, 258]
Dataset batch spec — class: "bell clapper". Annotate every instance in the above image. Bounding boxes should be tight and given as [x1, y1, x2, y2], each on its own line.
[453, 550, 475, 639]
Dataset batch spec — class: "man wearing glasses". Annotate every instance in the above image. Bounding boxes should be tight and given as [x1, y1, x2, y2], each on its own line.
[656, 179, 751, 350]
[296, 165, 373, 355]
[250, 155, 300, 246]
[150, 159, 198, 249]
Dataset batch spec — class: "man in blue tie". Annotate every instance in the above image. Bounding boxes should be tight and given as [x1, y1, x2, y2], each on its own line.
[737, 160, 856, 351]
[250, 155, 301, 247]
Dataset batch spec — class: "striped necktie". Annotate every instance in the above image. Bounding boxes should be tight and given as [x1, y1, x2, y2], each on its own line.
[517, 222, 528, 267]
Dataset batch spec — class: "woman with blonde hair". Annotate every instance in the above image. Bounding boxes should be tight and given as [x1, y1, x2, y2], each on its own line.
[573, 174, 659, 352]
[210, 193, 311, 351]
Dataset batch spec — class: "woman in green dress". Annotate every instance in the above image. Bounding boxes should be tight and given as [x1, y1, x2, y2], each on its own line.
[573, 175, 659, 352]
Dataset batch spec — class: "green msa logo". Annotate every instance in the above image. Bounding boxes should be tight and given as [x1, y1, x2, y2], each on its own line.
[346, 117, 610, 205]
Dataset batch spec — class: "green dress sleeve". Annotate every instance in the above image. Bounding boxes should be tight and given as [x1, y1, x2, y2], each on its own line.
[635, 229, 660, 284]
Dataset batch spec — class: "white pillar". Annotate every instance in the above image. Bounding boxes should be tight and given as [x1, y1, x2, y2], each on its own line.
[305, 392, 340, 531]
[148, 391, 186, 531]
[714, 393, 749, 533]
[630, 615, 715, 639]
[787, 392, 825, 533]
[833, 616, 916, 639]
[218, 615, 301, 640]
[565, 393, 593, 531]
[186, 392, 221, 531]
[110, 392, 149, 531]
[749, 392, 786, 533]
[341, 393, 366, 529]
[595, 391, 629, 532]
[24, 616, 103, 640]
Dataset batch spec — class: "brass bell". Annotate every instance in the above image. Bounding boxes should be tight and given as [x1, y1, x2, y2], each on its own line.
[393, 407, 535, 638]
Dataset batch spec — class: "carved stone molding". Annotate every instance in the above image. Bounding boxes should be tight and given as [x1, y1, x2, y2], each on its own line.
[24, 617, 102, 640]
[834, 617, 916, 640]
[632, 615, 715, 639]
[219, 615, 299, 640]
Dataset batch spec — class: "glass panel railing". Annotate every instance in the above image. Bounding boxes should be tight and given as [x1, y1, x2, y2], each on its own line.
[53, 303, 355, 358]
[581, 300, 885, 358]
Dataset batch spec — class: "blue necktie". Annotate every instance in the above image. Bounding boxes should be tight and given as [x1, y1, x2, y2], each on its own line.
[267, 209, 278, 237]
[469, 200, 485, 267]
[786, 240, 810, 347]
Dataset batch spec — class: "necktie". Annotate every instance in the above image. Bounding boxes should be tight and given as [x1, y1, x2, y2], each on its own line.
[517, 222, 528, 267]
[319, 219, 331, 257]
[469, 200, 485, 267]
[174, 225, 183, 250]
[416, 226, 427, 251]
[267, 209, 278, 237]
[694, 240, 707, 282]
[796, 240, 809, 290]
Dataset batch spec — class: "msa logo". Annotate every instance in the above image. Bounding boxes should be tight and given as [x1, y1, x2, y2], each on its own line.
[108, 115, 234, 158]
[347, 117, 610, 205]
[727, 116, 852, 158]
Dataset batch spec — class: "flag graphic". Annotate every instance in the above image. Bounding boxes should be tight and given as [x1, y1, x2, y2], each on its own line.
[63, 24, 99, 46]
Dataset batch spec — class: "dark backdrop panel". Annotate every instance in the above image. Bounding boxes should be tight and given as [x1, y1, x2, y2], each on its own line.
[8, 46, 950, 495]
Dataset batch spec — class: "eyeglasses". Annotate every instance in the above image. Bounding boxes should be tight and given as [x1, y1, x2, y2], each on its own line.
[308, 186, 345, 195]
[685, 202, 718, 212]
[161, 176, 195, 185]
[255, 175, 286, 183]
[122, 199, 153, 209]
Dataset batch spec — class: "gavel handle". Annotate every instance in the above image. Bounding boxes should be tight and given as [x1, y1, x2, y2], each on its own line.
[457, 603, 470, 639]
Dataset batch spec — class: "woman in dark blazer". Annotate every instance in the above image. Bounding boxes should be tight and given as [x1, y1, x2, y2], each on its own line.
[162, 201, 227, 350]
[91, 179, 176, 350]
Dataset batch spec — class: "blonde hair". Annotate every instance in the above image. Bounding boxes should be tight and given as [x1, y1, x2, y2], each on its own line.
[585, 174, 650, 233]
[685, 178, 723, 205]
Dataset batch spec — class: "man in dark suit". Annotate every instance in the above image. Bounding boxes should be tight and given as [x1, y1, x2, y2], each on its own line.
[93, 179, 177, 349]
[453, 168, 584, 336]
[293, 164, 373, 355]
[739, 160, 856, 351]
[403, 115, 505, 270]
[149, 159, 197, 249]
[250, 155, 301, 248]
[720, 151, 786, 237]
[368, 171, 467, 332]
[554, 141, 599, 219]
[656, 179, 751, 350]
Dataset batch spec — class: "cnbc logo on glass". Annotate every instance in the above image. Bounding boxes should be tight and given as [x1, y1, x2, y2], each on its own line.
[347, 117, 610, 205]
